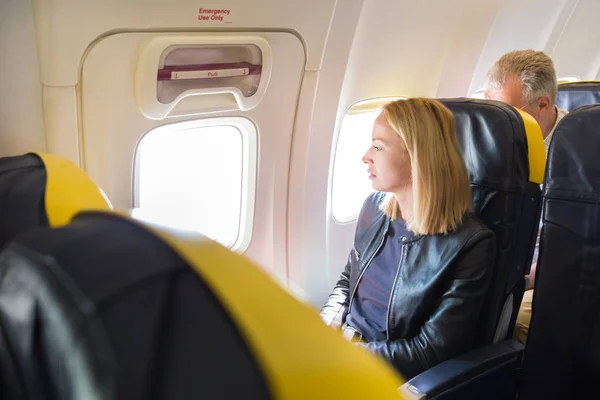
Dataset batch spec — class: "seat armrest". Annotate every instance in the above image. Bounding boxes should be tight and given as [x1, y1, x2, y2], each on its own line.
[398, 340, 524, 400]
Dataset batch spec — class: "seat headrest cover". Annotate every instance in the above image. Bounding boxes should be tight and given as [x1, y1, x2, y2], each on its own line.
[91, 211, 406, 399]
[33, 152, 112, 227]
[515, 109, 546, 184]
[544, 104, 600, 201]
[557, 81, 600, 111]
[440, 99, 545, 188]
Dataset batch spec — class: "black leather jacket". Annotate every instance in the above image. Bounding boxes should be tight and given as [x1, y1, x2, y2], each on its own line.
[320, 192, 495, 378]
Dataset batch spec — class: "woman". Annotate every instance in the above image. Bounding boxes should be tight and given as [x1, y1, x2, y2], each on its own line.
[320, 98, 495, 378]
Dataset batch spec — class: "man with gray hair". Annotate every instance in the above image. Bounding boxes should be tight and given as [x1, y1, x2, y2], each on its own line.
[484, 49, 567, 343]
[484, 49, 567, 151]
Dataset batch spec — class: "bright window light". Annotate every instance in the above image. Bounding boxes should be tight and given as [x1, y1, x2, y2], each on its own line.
[133, 118, 256, 250]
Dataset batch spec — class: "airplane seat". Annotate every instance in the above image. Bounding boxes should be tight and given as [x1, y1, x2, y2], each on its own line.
[556, 81, 600, 111]
[0, 152, 111, 248]
[0, 211, 406, 400]
[441, 99, 546, 346]
[399, 99, 546, 400]
[517, 104, 600, 400]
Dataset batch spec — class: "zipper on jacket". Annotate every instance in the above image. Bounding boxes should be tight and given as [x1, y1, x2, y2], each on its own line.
[386, 236, 407, 340]
[347, 234, 386, 312]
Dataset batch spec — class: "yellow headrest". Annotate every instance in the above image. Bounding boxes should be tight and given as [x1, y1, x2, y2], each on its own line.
[33, 152, 112, 227]
[108, 211, 406, 399]
[515, 110, 546, 184]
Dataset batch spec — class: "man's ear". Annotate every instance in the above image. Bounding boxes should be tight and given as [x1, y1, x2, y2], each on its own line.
[537, 95, 552, 112]
[484, 91, 492, 100]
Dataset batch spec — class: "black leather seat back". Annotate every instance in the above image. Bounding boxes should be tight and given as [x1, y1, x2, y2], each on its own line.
[0, 154, 49, 248]
[440, 99, 545, 345]
[556, 81, 600, 111]
[519, 104, 600, 400]
[0, 152, 111, 250]
[0, 214, 271, 400]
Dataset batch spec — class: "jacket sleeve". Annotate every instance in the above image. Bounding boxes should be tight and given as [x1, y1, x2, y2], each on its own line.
[319, 255, 351, 329]
[362, 230, 495, 378]
[319, 192, 385, 328]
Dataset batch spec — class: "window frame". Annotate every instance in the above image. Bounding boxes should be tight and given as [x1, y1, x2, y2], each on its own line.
[132, 116, 258, 252]
[329, 96, 406, 224]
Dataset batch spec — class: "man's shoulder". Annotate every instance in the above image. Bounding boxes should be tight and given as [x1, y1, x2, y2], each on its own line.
[547, 106, 569, 144]
[556, 107, 569, 122]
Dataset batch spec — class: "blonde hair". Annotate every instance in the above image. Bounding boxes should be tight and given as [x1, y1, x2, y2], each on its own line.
[380, 98, 471, 235]
[484, 49, 558, 105]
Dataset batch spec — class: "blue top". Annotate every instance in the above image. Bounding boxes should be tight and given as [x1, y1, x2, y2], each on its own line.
[346, 217, 413, 342]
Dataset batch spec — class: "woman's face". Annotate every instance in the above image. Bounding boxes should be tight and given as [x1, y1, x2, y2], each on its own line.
[362, 112, 412, 193]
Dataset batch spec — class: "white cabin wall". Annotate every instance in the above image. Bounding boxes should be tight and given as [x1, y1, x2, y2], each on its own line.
[0, 0, 46, 155]
[287, 0, 365, 303]
[435, 0, 503, 98]
[31, 0, 338, 85]
[551, 0, 600, 80]
[341, 0, 469, 102]
[30, 0, 341, 165]
[467, 0, 580, 94]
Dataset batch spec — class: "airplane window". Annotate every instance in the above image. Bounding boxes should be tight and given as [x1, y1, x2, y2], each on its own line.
[331, 110, 379, 222]
[331, 97, 405, 223]
[133, 121, 254, 249]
